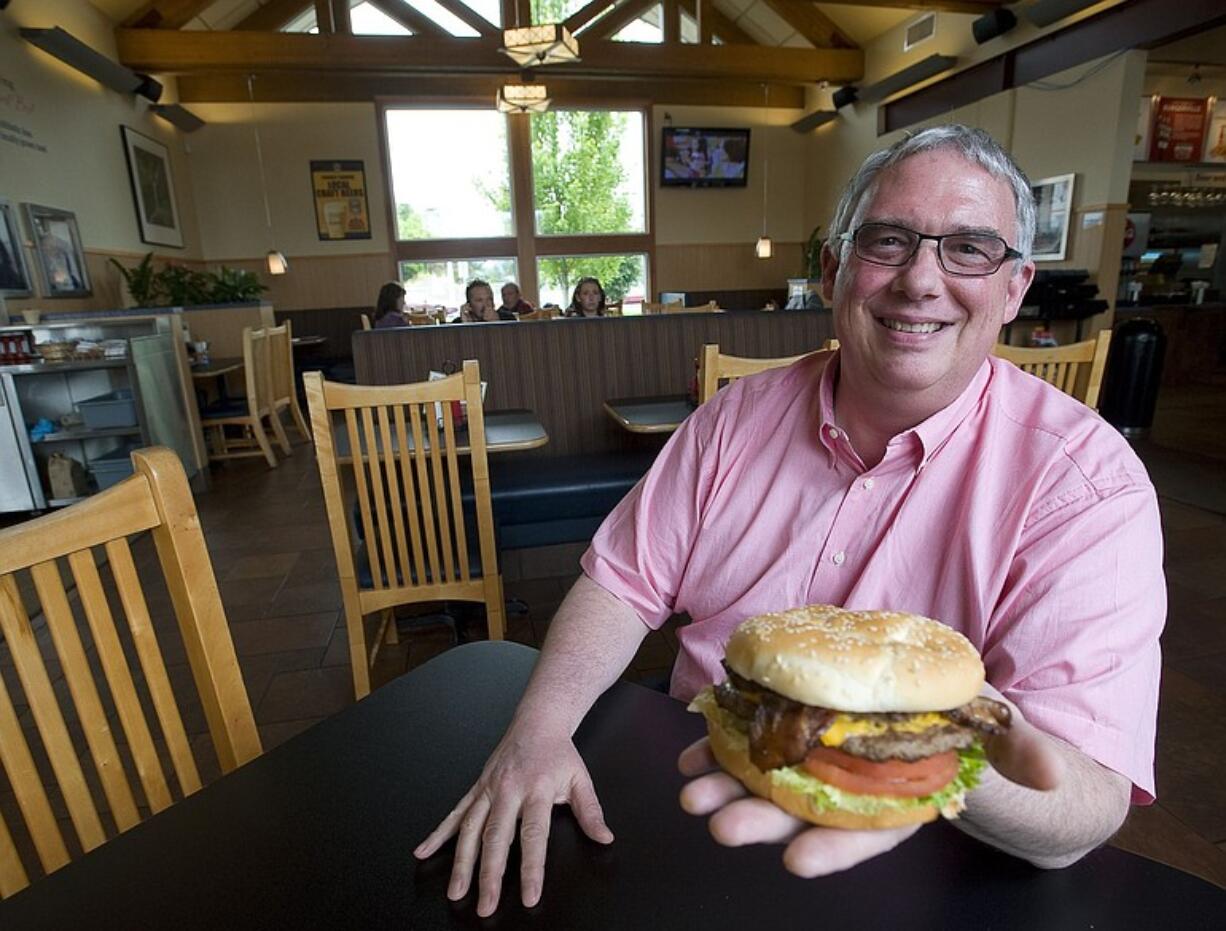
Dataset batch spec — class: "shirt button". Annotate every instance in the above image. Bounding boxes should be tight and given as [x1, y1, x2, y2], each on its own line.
[862, 478, 874, 491]
[832, 550, 846, 566]
[827, 427, 840, 440]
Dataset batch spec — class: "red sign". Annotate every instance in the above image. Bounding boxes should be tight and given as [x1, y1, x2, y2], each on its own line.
[1149, 97, 1208, 162]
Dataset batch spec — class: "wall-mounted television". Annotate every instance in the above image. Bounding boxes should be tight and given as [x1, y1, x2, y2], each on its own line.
[661, 127, 750, 188]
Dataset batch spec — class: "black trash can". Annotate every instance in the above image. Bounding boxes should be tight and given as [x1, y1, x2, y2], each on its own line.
[1099, 318, 1167, 439]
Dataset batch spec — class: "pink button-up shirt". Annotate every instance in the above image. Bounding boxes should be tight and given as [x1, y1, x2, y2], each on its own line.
[582, 351, 1164, 802]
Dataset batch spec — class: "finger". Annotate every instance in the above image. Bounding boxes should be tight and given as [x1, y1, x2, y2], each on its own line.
[568, 770, 614, 844]
[986, 716, 1064, 791]
[677, 738, 717, 777]
[475, 797, 520, 918]
[679, 771, 746, 816]
[708, 797, 806, 847]
[519, 796, 553, 909]
[782, 824, 919, 878]
[415, 785, 479, 859]
[446, 793, 490, 902]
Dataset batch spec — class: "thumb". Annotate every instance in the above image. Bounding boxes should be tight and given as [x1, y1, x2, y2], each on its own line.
[568, 770, 615, 845]
[984, 712, 1063, 791]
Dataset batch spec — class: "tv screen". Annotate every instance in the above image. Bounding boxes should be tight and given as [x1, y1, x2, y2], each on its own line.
[661, 127, 750, 188]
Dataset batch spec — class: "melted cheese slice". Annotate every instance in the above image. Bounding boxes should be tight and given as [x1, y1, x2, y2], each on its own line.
[820, 712, 951, 748]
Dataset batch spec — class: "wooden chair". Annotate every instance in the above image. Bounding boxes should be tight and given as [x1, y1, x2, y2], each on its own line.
[0, 447, 261, 897]
[698, 343, 817, 404]
[642, 300, 684, 314]
[264, 321, 311, 446]
[520, 309, 554, 321]
[304, 362, 505, 699]
[200, 326, 283, 467]
[407, 312, 436, 326]
[992, 330, 1111, 408]
[360, 313, 372, 330]
[604, 300, 623, 316]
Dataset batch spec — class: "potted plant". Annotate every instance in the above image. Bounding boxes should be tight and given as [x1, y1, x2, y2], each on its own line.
[109, 252, 161, 307]
[785, 226, 825, 309]
[109, 255, 268, 308]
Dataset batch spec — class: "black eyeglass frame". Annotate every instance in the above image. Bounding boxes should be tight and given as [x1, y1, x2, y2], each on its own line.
[838, 223, 1024, 277]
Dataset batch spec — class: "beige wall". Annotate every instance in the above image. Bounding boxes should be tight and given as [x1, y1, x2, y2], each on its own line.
[1, 0, 202, 314]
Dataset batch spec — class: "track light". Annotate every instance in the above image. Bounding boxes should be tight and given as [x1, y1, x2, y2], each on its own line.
[135, 73, 163, 103]
[791, 110, 838, 133]
[832, 86, 858, 109]
[861, 54, 957, 103]
[1024, 0, 1098, 29]
[22, 27, 148, 97]
[972, 9, 1017, 45]
[149, 104, 205, 132]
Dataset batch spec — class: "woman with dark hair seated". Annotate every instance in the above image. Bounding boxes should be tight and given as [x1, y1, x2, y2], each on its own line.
[460, 279, 509, 323]
[564, 277, 606, 317]
[372, 281, 408, 329]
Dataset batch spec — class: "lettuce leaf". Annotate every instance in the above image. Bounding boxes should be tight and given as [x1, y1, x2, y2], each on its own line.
[689, 686, 990, 819]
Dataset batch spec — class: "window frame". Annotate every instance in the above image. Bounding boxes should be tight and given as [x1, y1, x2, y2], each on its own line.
[377, 97, 655, 305]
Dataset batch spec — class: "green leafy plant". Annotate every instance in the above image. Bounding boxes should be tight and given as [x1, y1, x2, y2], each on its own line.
[109, 252, 162, 306]
[804, 226, 824, 281]
[155, 264, 213, 306]
[207, 266, 267, 303]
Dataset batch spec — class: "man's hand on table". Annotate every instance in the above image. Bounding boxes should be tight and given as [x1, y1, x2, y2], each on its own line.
[676, 691, 1064, 878]
[413, 727, 614, 917]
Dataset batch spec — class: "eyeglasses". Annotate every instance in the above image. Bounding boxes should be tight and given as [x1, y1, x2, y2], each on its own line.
[839, 223, 1023, 277]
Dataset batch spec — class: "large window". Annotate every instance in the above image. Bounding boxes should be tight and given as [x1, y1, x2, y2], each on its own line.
[384, 104, 652, 307]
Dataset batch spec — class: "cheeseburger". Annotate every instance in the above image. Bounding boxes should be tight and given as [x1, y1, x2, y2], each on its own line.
[690, 605, 1011, 829]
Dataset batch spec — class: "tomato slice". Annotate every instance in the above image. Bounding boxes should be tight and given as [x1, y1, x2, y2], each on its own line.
[802, 746, 959, 798]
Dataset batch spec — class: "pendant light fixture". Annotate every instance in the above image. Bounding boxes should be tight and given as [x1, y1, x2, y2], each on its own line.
[501, 23, 579, 67]
[496, 83, 551, 114]
[247, 74, 288, 276]
[755, 84, 773, 260]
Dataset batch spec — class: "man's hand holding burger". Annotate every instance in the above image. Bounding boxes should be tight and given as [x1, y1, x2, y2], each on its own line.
[680, 606, 1127, 875]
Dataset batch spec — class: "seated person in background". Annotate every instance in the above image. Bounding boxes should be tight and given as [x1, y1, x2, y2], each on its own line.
[372, 281, 408, 329]
[498, 282, 535, 319]
[564, 277, 606, 317]
[460, 280, 508, 323]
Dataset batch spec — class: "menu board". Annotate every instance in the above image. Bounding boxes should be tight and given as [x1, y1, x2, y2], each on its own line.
[1149, 97, 1209, 163]
[1206, 100, 1226, 164]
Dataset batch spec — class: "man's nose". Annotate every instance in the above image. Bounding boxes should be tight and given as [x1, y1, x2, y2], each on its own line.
[892, 240, 944, 297]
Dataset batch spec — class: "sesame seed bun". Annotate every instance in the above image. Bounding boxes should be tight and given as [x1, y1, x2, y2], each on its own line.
[724, 605, 984, 713]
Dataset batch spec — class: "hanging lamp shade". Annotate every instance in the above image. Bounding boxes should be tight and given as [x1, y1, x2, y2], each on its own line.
[500, 24, 579, 67]
[496, 84, 551, 114]
[755, 237, 774, 260]
[266, 250, 289, 275]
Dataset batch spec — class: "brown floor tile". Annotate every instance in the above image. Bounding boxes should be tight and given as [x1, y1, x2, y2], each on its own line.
[256, 666, 354, 724]
[321, 623, 352, 668]
[219, 574, 287, 608]
[229, 610, 337, 657]
[1112, 803, 1226, 890]
[258, 717, 326, 751]
[1159, 500, 1226, 532]
[226, 552, 301, 581]
[1152, 670, 1226, 843]
[239, 647, 329, 711]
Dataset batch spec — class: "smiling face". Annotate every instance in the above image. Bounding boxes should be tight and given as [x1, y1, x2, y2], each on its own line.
[577, 281, 603, 315]
[821, 149, 1034, 411]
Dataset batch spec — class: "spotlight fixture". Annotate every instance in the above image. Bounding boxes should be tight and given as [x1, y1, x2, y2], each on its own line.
[135, 73, 163, 103]
[861, 54, 957, 103]
[832, 85, 859, 109]
[149, 104, 206, 133]
[972, 9, 1017, 45]
[496, 84, 551, 114]
[501, 24, 579, 67]
[791, 110, 838, 133]
[1023, 0, 1098, 29]
[21, 27, 146, 96]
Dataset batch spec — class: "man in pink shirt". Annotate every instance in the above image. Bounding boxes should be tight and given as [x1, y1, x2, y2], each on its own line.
[415, 126, 1164, 916]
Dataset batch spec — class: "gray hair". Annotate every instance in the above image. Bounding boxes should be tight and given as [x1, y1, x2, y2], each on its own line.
[828, 124, 1036, 265]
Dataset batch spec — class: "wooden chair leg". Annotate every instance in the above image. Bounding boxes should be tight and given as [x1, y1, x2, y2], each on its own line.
[382, 608, 399, 645]
[249, 417, 279, 468]
[342, 594, 370, 700]
[268, 410, 293, 456]
[484, 574, 506, 641]
[288, 398, 311, 443]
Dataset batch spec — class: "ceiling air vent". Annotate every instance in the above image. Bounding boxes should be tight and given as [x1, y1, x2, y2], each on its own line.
[904, 14, 936, 52]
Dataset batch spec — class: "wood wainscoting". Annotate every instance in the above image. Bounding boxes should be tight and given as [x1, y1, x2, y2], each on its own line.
[353, 310, 834, 456]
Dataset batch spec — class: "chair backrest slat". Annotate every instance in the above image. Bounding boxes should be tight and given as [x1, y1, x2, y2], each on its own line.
[67, 549, 175, 815]
[393, 406, 427, 583]
[408, 402, 443, 584]
[992, 331, 1111, 408]
[0, 609, 69, 879]
[698, 343, 816, 404]
[378, 406, 412, 587]
[264, 323, 295, 408]
[0, 800, 30, 898]
[103, 538, 200, 798]
[440, 404, 469, 583]
[361, 406, 398, 588]
[429, 404, 457, 583]
[346, 408, 384, 589]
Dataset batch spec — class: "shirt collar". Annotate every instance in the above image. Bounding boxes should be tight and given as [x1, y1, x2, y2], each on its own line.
[817, 352, 993, 469]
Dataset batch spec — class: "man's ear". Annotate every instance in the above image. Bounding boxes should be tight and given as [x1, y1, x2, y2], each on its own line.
[1002, 260, 1035, 326]
[820, 243, 841, 303]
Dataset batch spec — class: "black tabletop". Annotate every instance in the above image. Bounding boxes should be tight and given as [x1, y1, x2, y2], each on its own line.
[603, 394, 695, 434]
[2, 642, 1222, 929]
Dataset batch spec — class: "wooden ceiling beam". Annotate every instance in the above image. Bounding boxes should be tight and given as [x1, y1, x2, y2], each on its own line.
[176, 71, 808, 107]
[234, 0, 312, 31]
[433, 0, 499, 36]
[564, 0, 618, 34]
[366, 0, 450, 37]
[785, 0, 1002, 12]
[123, 0, 215, 28]
[583, 0, 657, 41]
[115, 29, 863, 82]
[760, 0, 857, 49]
[677, 0, 755, 45]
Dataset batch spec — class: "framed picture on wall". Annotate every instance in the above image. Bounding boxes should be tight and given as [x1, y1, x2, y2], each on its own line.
[1031, 173, 1075, 262]
[120, 125, 184, 248]
[23, 203, 92, 298]
[0, 199, 33, 297]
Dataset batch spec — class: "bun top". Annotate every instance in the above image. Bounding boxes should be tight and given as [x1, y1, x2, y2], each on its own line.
[724, 605, 984, 712]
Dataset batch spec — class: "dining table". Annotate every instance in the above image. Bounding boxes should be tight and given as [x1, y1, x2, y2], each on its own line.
[603, 394, 695, 434]
[332, 408, 549, 463]
[189, 355, 244, 406]
[1, 640, 1221, 929]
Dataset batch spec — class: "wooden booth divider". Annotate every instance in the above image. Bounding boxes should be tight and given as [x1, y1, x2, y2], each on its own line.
[353, 310, 835, 457]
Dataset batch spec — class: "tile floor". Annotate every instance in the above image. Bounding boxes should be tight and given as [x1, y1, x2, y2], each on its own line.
[3, 388, 1226, 890]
